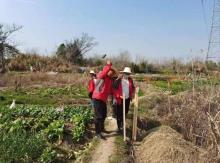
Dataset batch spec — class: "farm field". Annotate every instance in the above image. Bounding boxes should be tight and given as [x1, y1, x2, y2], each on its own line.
[1, 71, 220, 162]
[0, 105, 93, 162]
[2, 1, 220, 162]
[0, 72, 94, 162]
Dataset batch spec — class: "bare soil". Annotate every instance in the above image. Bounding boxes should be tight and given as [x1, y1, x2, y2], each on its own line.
[90, 117, 117, 163]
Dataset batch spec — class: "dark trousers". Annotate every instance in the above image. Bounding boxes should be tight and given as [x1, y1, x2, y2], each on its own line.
[93, 99, 107, 134]
[112, 103, 117, 118]
[116, 98, 131, 129]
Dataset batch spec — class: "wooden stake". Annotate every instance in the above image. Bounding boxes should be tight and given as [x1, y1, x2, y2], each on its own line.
[123, 93, 126, 141]
[167, 80, 171, 114]
[192, 57, 195, 102]
[132, 87, 139, 142]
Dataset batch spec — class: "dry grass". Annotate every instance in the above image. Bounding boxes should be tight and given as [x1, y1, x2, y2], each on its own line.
[0, 72, 89, 88]
[147, 87, 220, 161]
[7, 54, 75, 73]
[135, 126, 209, 163]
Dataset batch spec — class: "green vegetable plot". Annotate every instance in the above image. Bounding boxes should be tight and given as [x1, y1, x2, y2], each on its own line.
[0, 85, 88, 106]
[0, 105, 93, 162]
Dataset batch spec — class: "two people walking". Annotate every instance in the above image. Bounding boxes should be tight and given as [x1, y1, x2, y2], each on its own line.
[88, 60, 135, 139]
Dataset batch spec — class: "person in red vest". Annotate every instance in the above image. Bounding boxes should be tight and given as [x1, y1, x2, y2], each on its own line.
[92, 60, 116, 139]
[88, 70, 97, 99]
[88, 70, 97, 108]
[113, 67, 135, 133]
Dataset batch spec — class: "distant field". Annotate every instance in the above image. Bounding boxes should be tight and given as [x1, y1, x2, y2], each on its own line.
[134, 73, 220, 94]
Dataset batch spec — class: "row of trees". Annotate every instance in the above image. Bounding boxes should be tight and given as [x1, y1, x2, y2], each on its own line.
[0, 23, 97, 72]
[2, 23, 220, 74]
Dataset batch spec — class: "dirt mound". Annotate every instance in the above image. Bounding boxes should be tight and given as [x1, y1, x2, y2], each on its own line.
[135, 126, 208, 163]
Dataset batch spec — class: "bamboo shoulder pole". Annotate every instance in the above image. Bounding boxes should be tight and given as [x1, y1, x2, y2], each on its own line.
[123, 93, 126, 141]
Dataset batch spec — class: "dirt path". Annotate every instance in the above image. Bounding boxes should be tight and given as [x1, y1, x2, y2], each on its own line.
[90, 117, 117, 163]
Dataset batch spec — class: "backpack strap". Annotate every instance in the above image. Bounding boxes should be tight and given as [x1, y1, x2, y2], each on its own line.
[95, 79, 104, 92]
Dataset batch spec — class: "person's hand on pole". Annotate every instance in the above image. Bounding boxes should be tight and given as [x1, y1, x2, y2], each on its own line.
[117, 73, 123, 80]
[107, 60, 111, 65]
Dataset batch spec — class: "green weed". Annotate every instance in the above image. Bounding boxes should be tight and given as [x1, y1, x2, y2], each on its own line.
[109, 136, 133, 163]
[153, 80, 190, 94]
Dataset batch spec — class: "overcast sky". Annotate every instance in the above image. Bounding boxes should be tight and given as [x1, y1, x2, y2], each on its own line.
[0, 0, 214, 61]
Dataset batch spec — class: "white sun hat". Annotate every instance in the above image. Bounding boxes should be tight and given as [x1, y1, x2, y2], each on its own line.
[89, 70, 95, 74]
[121, 67, 132, 74]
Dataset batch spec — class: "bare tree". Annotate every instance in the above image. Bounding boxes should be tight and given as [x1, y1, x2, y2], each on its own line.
[0, 24, 22, 72]
[56, 33, 97, 65]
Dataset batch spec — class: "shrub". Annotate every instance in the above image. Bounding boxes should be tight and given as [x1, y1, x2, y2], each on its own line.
[206, 60, 218, 71]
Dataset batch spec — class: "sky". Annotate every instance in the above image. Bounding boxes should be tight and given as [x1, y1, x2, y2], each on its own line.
[0, 0, 214, 61]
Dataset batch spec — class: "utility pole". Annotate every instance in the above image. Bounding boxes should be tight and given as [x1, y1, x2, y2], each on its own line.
[206, 0, 220, 61]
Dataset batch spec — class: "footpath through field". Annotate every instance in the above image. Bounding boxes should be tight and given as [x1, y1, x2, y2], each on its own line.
[90, 117, 117, 163]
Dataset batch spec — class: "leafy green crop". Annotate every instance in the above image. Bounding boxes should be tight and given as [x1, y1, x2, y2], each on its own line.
[44, 120, 64, 143]
[0, 105, 93, 162]
[0, 129, 46, 162]
[39, 147, 56, 163]
[39, 85, 87, 98]
[72, 107, 93, 142]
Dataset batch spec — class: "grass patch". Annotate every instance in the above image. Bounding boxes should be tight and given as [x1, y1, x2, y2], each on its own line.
[0, 129, 46, 163]
[153, 80, 190, 94]
[0, 89, 57, 106]
[0, 85, 88, 106]
[109, 136, 133, 163]
[152, 76, 220, 95]
[78, 138, 100, 163]
[138, 88, 144, 97]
